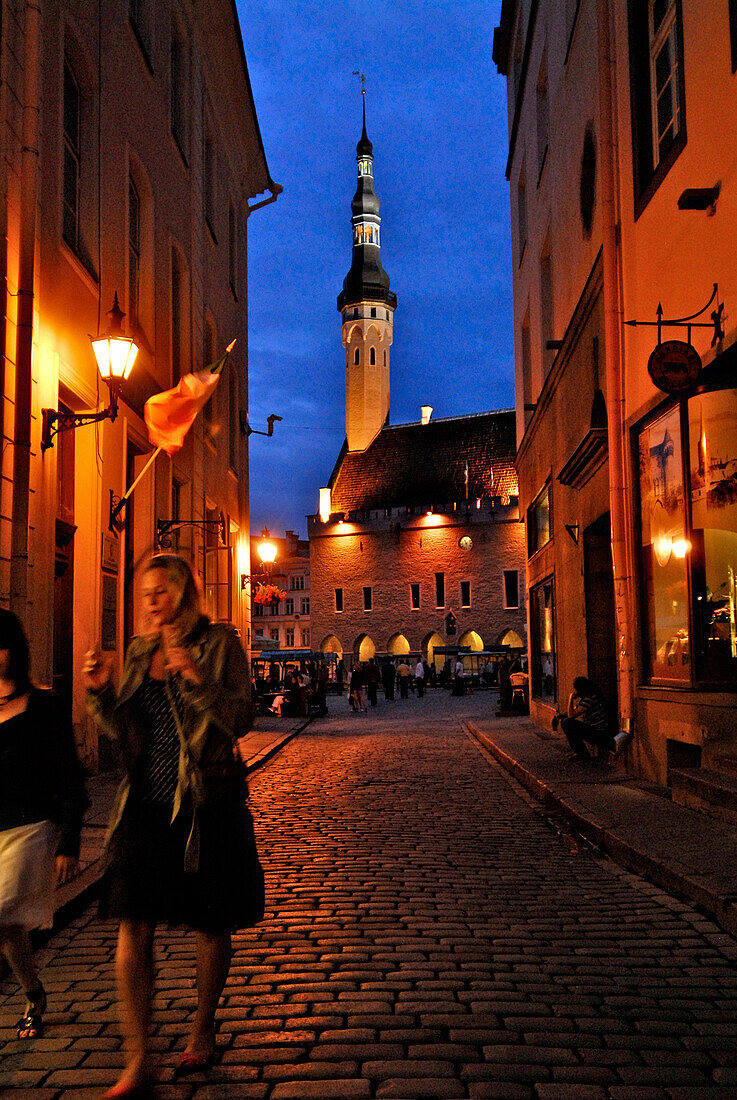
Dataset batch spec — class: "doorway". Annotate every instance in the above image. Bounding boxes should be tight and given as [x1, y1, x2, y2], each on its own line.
[583, 511, 617, 712]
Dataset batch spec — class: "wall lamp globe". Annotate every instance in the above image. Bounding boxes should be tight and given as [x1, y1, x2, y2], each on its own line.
[42, 293, 138, 450]
[257, 529, 278, 572]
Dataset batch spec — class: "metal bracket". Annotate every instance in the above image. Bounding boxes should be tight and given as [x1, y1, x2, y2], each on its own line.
[624, 283, 725, 348]
[241, 412, 282, 438]
[156, 513, 226, 550]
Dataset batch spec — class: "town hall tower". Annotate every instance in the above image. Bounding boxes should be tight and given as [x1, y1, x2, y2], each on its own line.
[338, 99, 397, 452]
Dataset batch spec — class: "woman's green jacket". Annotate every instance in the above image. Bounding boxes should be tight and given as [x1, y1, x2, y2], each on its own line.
[86, 617, 252, 870]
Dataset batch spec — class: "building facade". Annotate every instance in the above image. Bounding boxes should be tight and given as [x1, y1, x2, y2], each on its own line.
[494, 0, 736, 784]
[250, 530, 311, 651]
[1, 0, 277, 767]
[310, 107, 527, 667]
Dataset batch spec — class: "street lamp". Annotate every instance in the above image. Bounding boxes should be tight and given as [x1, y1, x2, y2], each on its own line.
[257, 529, 277, 575]
[41, 293, 138, 450]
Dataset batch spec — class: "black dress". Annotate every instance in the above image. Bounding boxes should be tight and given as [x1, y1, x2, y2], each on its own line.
[99, 673, 264, 933]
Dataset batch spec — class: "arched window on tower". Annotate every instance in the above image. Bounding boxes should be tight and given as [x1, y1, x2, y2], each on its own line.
[354, 347, 360, 365]
[358, 159, 372, 177]
[370, 347, 376, 365]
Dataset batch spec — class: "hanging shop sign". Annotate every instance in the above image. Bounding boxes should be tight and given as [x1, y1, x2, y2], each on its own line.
[625, 283, 724, 396]
[647, 340, 702, 393]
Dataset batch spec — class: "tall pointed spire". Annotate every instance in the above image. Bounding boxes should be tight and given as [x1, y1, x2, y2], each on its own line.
[338, 95, 397, 452]
[337, 93, 396, 312]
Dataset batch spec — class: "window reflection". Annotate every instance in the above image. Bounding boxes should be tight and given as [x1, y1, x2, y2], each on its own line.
[689, 389, 737, 683]
[531, 577, 556, 701]
[639, 406, 689, 680]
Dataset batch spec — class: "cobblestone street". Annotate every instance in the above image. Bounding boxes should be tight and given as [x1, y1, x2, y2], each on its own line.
[2, 691, 737, 1099]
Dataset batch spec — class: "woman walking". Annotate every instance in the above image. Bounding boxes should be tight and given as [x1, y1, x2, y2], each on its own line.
[84, 554, 263, 1098]
[0, 609, 86, 1041]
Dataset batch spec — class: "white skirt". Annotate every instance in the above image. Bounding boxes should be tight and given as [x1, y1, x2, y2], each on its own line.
[0, 820, 58, 930]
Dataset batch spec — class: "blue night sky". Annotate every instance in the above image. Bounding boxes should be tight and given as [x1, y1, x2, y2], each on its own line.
[237, 0, 513, 538]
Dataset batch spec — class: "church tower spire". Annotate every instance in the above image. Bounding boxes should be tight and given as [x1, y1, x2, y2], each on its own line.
[338, 94, 397, 453]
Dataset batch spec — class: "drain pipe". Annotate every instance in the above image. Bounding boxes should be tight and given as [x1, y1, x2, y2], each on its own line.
[597, 0, 634, 733]
[10, 0, 41, 617]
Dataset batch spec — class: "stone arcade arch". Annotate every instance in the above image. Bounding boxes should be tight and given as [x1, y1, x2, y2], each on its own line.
[386, 632, 410, 655]
[320, 634, 343, 658]
[422, 631, 444, 664]
[458, 630, 484, 652]
[354, 634, 376, 662]
[497, 629, 524, 649]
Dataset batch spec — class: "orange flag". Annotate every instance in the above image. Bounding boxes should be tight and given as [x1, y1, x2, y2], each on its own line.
[144, 341, 234, 455]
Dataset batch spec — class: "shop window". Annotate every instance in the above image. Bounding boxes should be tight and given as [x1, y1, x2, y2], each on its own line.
[688, 388, 737, 684]
[335, 587, 343, 612]
[410, 582, 420, 609]
[363, 586, 373, 611]
[504, 570, 520, 609]
[527, 482, 551, 556]
[530, 577, 556, 701]
[637, 383, 737, 688]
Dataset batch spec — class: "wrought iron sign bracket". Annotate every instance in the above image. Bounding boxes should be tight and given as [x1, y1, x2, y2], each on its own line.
[156, 514, 226, 550]
[624, 283, 725, 348]
[240, 412, 283, 438]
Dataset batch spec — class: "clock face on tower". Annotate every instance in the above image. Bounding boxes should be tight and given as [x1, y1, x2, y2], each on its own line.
[459, 536, 473, 551]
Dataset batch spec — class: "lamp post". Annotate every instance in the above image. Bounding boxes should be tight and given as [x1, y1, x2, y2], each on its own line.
[241, 528, 278, 590]
[41, 293, 138, 450]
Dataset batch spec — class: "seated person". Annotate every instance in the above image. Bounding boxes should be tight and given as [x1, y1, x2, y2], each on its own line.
[553, 676, 614, 760]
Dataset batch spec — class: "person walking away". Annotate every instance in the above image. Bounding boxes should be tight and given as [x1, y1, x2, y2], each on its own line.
[414, 658, 425, 697]
[396, 659, 411, 699]
[553, 675, 615, 760]
[84, 554, 264, 1097]
[381, 659, 395, 700]
[349, 664, 367, 712]
[0, 609, 86, 1041]
[365, 657, 380, 706]
[316, 660, 329, 715]
[452, 656, 465, 696]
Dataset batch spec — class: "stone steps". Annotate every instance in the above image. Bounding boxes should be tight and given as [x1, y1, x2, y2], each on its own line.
[671, 765, 737, 827]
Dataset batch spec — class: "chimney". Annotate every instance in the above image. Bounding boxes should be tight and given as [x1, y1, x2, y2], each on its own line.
[285, 530, 299, 554]
[421, 405, 433, 425]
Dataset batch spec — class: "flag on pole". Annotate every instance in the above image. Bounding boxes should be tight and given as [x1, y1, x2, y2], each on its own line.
[144, 340, 236, 455]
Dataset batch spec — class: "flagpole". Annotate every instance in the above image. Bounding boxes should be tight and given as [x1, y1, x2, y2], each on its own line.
[110, 446, 161, 527]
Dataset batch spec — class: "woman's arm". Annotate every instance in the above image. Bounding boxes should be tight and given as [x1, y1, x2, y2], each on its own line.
[177, 627, 253, 742]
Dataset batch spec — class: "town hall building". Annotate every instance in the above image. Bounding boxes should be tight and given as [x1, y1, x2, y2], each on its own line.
[309, 104, 526, 668]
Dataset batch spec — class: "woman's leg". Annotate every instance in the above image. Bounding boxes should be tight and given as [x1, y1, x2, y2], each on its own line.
[0, 924, 40, 997]
[114, 919, 155, 1087]
[188, 930, 231, 1054]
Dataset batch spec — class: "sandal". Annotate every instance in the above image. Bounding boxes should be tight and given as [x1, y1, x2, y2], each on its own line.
[16, 984, 46, 1039]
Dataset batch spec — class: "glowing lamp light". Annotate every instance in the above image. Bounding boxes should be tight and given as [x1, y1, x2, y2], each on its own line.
[319, 487, 331, 523]
[41, 292, 138, 450]
[672, 537, 691, 559]
[653, 533, 673, 567]
[257, 529, 277, 566]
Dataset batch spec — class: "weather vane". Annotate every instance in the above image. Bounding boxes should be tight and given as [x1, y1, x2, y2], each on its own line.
[353, 70, 366, 95]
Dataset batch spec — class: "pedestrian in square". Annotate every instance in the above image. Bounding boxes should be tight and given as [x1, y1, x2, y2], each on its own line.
[365, 657, 380, 705]
[0, 609, 86, 1042]
[381, 658, 395, 700]
[396, 659, 411, 698]
[84, 554, 264, 1098]
[349, 663, 367, 712]
[414, 658, 425, 697]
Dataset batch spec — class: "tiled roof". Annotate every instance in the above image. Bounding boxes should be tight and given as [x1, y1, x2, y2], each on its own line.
[329, 409, 518, 513]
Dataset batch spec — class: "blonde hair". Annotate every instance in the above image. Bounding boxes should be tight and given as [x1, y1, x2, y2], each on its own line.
[141, 554, 206, 639]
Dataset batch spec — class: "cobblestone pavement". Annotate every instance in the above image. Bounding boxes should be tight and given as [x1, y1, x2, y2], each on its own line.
[2, 690, 737, 1099]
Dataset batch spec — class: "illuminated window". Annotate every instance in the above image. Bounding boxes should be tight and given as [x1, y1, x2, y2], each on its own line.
[358, 158, 372, 176]
[128, 178, 140, 326]
[528, 482, 551, 557]
[531, 578, 556, 702]
[62, 59, 81, 252]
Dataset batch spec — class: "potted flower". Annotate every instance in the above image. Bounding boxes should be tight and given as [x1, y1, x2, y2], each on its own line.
[253, 582, 287, 607]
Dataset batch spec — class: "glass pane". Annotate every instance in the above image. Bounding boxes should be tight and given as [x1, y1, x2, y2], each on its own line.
[651, 0, 669, 33]
[63, 63, 79, 147]
[689, 389, 737, 683]
[531, 579, 556, 701]
[639, 406, 689, 681]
